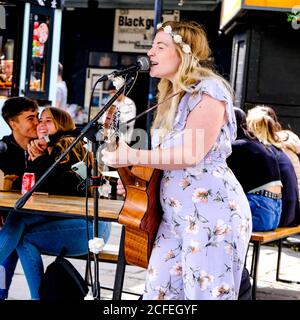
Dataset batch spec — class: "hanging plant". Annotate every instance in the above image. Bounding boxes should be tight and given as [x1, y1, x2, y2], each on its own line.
[287, 7, 300, 30]
[287, 11, 300, 22]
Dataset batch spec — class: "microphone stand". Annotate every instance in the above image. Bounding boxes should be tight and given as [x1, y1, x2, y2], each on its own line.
[14, 76, 135, 299]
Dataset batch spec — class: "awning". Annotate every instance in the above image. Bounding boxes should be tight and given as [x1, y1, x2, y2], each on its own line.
[63, 0, 221, 11]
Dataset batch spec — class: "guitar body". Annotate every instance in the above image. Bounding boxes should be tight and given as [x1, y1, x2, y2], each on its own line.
[102, 106, 163, 268]
[117, 166, 163, 269]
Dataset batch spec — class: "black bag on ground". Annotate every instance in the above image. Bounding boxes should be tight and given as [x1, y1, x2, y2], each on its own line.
[238, 266, 252, 300]
[39, 248, 88, 300]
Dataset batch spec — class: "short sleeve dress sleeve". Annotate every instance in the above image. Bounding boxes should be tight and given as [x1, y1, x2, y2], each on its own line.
[186, 78, 237, 143]
[152, 78, 237, 149]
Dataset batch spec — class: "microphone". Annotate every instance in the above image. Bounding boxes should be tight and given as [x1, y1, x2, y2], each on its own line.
[100, 56, 150, 82]
[0, 140, 7, 154]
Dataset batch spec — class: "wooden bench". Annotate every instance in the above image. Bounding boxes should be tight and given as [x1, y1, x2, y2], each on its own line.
[249, 225, 300, 300]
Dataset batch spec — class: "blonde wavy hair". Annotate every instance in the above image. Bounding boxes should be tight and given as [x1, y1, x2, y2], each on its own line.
[246, 105, 283, 149]
[41, 107, 92, 166]
[151, 20, 232, 140]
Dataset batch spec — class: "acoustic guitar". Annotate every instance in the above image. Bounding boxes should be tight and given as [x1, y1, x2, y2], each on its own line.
[102, 106, 163, 269]
[117, 166, 162, 269]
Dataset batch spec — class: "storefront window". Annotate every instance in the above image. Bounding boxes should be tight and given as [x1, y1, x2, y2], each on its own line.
[0, 4, 17, 98]
[29, 13, 50, 93]
[0, 43, 14, 97]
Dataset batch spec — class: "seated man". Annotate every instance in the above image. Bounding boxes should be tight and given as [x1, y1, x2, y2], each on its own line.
[0, 97, 39, 299]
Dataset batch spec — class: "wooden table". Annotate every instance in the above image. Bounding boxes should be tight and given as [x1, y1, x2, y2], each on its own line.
[0, 191, 123, 221]
[0, 191, 129, 300]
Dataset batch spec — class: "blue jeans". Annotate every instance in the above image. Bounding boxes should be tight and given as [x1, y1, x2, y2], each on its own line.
[0, 210, 111, 299]
[246, 193, 282, 231]
[0, 251, 18, 300]
[0, 211, 51, 299]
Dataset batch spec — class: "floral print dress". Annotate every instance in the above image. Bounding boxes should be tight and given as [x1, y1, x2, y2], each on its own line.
[143, 78, 252, 300]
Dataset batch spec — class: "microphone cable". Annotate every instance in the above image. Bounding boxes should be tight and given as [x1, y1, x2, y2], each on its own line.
[83, 75, 136, 299]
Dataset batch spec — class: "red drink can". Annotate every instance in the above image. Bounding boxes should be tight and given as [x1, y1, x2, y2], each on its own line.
[21, 172, 35, 195]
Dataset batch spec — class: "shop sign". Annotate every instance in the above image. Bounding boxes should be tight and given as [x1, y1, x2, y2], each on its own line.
[244, 0, 300, 9]
[113, 9, 180, 53]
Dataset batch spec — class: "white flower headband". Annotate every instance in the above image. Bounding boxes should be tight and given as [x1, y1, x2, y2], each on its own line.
[157, 23, 191, 54]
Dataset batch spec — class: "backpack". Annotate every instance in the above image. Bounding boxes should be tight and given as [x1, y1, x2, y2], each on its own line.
[238, 266, 252, 300]
[39, 248, 88, 300]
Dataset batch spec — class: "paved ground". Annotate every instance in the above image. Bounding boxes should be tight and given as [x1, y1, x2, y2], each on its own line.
[6, 223, 300, 300]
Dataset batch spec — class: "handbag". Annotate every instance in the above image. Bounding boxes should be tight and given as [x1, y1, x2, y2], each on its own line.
[39, 248, 88, 300]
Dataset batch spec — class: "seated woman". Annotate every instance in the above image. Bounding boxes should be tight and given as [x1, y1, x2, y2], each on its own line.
[27, 106, 88, 195]
[260, 106, 300, 198]
[277, 129, 300, 197]
[246, 105, 300, 227]
[0, 107, 111, 300]
[227, 108, 282, 231]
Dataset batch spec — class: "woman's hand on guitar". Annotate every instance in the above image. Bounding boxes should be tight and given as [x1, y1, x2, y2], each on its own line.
[101, 139, 137, 168]
[116, 178, 126, 197]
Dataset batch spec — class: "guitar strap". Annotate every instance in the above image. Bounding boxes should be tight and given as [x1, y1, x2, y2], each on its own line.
[121, 90, 181, 130]
[123, 83, 199, 130]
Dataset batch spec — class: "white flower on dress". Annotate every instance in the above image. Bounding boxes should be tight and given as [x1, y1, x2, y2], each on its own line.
[154, 286, 169, 300]
[183, 272, 189, 285]
[148, 265, 159, 280]
[224, 243, 233, 256]
[169, 262, 182, 276]
[211, 282, 231, 298]
[189, 239, 200, 254]
[212, 169, 223, 178]
[192, 188, 209, 203]
[164, 249, 175, 261]
[168, 197, 182, 212]
[186, 166, 203, 178]
[179, 178, 191, 189]
[163, 176, 171, 187]
[184, 215, 200, 234]
[228, 200, 240, 213]
[213, 219, 232, 241]
[197, 270, 214, 290]
[238, 219, 249, 240]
